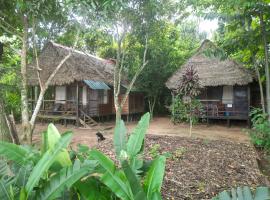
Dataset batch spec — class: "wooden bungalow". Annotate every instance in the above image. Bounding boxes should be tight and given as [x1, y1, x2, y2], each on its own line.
[27, 41, 144, 126]
[166, 40, 256, 126]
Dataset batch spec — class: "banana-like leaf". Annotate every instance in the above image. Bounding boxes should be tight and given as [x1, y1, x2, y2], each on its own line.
[127, 113, 150, 158]
[91, 150, 133, 200]
[35, 159, 95, 200]
[41, 124, 72, 168]
[121, 160, 146, 200]
[0, 142, 33, 165]
[213, 186, 270, 200]
[76, 178, 113, 200]
[114, 120, 127, 158]
[144, 156, 166, 199]
[0, 178, 14, 200]
[25, 131, 73, 196]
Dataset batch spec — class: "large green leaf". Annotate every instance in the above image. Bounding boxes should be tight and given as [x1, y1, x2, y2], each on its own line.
[122, 160, 146, 200]
[0, 178, 14, 200]
[76, 178, 113, 200]
[127, 113, 150, 158]
[114, 120, 127, 158]
[91, 150, 133, 200]
[0, 142, 33, 165]
[41, 123, 72, 168]
[144, 155, 166, 199]
[35, 159, 95, 200]
[25, 131, 73, 196]
[212, 186, 270, 200]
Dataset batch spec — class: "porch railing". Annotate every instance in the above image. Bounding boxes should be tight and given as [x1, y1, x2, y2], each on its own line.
[29, 99, 80, 116]
[198, 99, 249, 118]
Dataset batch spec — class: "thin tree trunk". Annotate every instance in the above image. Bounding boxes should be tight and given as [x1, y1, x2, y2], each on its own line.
[6, 114, 20, 144]
[254, 60, 266, 114]
[189, 104, 192, 137]
[148, 96, 157, 119]
[0, 101, 12, 142]
[20, 15, 31, 143]
[260, 12, 270, 120]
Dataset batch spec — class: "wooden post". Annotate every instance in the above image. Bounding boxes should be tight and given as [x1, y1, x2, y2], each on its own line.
[247, 85, 251, 128]
[76, 82, 79, 127]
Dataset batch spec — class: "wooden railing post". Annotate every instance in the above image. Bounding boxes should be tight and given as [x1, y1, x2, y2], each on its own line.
[76, 82, 79, 127]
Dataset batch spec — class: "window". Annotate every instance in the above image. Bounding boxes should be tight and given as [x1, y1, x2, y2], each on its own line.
[103, 90, 108, 104]
[98, 90, 108, 104]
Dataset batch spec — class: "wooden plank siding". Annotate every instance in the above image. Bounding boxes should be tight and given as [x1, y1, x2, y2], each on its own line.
[32, 81, 145, 119]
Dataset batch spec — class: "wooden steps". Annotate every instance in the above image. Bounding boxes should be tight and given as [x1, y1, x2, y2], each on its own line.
[79, 109, 98, 128]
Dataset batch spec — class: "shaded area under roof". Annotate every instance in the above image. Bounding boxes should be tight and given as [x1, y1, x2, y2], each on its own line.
[84, 80, 110, 90]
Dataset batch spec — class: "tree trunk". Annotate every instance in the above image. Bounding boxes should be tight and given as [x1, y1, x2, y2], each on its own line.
[21, 15, 31, 143]
[254, 60, 266, 114]
[148, 96, 157, 119]
[189, 117, 192, 137]
[6, 114, 20, 144]
[0, 101, 12, 142]
[260, 12, 270, 120]
[115, 106, 122, 124]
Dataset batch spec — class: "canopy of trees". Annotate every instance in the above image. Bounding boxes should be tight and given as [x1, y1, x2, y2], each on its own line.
[0, 0, 270, 143]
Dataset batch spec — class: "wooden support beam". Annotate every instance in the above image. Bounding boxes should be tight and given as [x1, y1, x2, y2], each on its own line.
[247, 85, 251, 128]
[76, 82, 79, 127]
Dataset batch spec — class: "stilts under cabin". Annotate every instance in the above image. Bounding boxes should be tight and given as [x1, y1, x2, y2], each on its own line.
[166, 40, 258, 126]
[27, 41, 145, 127]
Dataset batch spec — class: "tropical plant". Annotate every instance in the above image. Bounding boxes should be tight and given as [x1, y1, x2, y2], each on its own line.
[0, 123, 97, 200]
[212, 186, 270, 200]
[170, 66, 202, 137]
[0, 112, 166, 199]
[87, 112, 167, 200]
[249, 108, 270, 150]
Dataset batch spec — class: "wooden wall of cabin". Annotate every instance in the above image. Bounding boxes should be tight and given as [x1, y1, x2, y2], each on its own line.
[99, 90, 113, 116]
[112, 94, 130, 115]
[129, 92, 145, 114]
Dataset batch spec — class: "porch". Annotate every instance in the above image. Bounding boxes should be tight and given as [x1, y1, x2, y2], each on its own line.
[196, 85, 251, 127]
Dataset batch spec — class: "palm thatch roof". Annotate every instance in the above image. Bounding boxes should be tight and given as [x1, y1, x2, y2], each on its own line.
[27, 41, 115, 86]
[166, 40, 254, 90]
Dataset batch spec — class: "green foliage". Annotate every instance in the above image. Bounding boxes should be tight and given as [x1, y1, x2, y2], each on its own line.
[0, 124, 77, 199]
[25, 131, 72, 196]
[127, 113, 150, 158]
[41, 123, 72, 168]
[35, 159, 96, 200]
[170, 94, 202, 124]
[113, 120, 127, 158]
[212, 186, 270, 200]
[144, 156, 166, 200]
[90, 113, 166, 200]
[149, 144, 161, 159]
[249, 108, 270, 150]
[0, 112, 166, 199]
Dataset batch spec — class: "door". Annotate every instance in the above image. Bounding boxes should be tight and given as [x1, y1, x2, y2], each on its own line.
[233, 86, 248, 116]
[88, 89, 99, 116]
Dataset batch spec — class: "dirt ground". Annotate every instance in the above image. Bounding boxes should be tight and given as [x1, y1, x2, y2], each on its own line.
[96, 135, 268, 200]
[33, 117, 250, 148]
[30, 117, 267, 200]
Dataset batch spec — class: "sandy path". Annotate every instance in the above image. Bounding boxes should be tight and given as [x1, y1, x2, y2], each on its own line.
[32, 117, 250, 148]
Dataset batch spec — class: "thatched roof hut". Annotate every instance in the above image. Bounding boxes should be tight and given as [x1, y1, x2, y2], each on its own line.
[27, 41, 115, 86]
[166, 40, 254, 90]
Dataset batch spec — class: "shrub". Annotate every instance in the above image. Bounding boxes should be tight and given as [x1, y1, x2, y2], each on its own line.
[170, 95, 202, 125]
[249, 108, 270, 150]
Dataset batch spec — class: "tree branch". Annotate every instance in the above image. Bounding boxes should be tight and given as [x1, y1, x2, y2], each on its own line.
[32, 17, 43, 90]
[0, 16, 23, 39]
[29, 29, 81, 127]
[120, 35, 148, 108]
